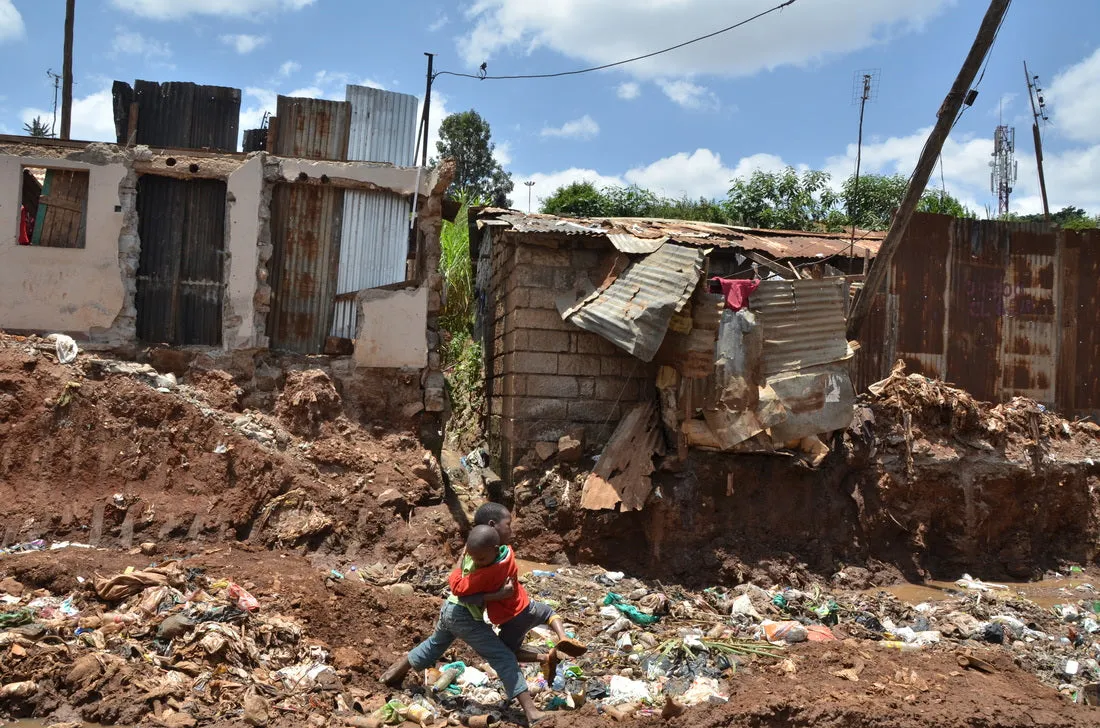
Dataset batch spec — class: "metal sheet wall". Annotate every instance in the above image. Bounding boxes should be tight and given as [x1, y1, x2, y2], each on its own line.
[268, 96, 351, 353]
[114, 80, 240, 152]
[752, 278, 851, 376]
[854, 212, 1100, 414]
[332, 86, 419, 338]
[135, 177, 226, 345]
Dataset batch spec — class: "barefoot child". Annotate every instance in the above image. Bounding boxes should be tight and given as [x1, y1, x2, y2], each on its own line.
[381, 525, 544, 724]
[452, 503, 587, 679]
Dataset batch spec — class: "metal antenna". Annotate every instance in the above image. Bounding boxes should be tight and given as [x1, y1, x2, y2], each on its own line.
[990, 120, 1017, 217]
[46, 69, 62, 137]
[848, 69, 880, 258]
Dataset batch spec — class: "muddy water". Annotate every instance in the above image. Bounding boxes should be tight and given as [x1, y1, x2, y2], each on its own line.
[879, 576, 1097, 609]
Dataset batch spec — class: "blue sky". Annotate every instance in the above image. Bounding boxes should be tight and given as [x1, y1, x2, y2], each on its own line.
[0, 0, 1097, 216]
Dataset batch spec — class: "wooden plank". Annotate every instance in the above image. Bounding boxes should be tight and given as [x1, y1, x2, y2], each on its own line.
[580, 402, 661, 511]
[740, 249, 796, 280]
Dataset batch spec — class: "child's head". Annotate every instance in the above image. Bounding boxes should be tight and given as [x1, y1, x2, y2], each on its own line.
[474, 502, 513, 545]
[466, 524, 501, 568]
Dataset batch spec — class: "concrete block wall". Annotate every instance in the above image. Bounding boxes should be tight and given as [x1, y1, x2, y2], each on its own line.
[486, 232, 654, 477]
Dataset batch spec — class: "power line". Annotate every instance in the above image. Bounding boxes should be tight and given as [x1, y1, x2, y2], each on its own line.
[950, 0, 1010, 130]
[432, 0, 798, 82]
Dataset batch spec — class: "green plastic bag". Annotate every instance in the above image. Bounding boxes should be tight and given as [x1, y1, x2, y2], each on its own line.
[0, 609, 33, 628]
[603, 592, 660, 626]
[376, 700, 407, 725]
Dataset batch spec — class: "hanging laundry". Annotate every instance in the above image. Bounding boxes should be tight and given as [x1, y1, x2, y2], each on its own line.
[710, 277, 760, 311]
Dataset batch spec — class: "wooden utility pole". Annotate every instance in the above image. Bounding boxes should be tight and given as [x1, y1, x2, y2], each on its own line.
[420, 53, 434, 167]
[1024, 61, 1051, 221]
[60, 0, 75, 140]
[846, 0, 1012, 341]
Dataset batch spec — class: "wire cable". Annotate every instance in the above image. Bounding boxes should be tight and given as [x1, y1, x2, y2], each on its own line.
[432, 0, 798, 82]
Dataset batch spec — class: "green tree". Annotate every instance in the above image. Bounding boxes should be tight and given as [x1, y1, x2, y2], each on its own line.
[601, 185, 660, 217]
[843, 172, 974, 229]
[23, 116, 52, 137]
[725, 167, 839, 230]
[434, 110, 513, 206]
[540, 181, 607, 217]
[917, 190, 975, 219]
[1012, 205, 1097, 229]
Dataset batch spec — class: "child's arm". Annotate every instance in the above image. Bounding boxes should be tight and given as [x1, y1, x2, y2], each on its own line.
[449, 559, 509, 598]
[455, 577, 515, 606]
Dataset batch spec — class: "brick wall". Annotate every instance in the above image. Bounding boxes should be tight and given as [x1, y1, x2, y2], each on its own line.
[484, 231, 653, 479]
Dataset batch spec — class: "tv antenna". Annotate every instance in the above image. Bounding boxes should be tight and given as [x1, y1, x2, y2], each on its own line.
[1023, 61, 1050, 220]
[848, 69, 880, 256]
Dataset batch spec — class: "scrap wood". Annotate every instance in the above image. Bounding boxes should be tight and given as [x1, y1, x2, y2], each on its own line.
[956, 652, 997, 674]
[581, 402, 662, 511]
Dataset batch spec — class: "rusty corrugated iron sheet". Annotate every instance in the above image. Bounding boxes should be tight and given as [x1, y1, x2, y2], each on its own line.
[476, 209, 882, 261]
[1070, 230, 1100, 413]
[563, 242, 706, 362]
[751, 278, 852, 376]
[135, 176, 226, 345]
[272, 96, 351, 161]
[113, 80, 240, 152]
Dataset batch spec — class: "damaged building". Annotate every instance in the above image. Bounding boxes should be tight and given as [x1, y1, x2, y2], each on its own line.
[472, 208, 883, 498]
[1, 79, 452, 430]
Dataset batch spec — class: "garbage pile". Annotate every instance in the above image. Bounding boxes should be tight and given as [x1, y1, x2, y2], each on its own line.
[0, 556, 362, 727]
[370, 564, 1100, 722]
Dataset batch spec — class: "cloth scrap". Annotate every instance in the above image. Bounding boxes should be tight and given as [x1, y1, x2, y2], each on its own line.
[710, 277, 760, 311]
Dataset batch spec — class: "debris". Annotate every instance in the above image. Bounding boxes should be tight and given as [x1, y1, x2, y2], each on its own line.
[51, 333, 79, 364]
[557, 434, 584, 463]
[535, 442, 557, 461]
[761, 620, 808, 644]
[581, 402, 662, 511]
[956, 653, 997, 674]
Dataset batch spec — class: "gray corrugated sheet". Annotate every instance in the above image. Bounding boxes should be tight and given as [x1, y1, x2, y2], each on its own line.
[751, 278, 851, 376]
[564, 242, 706, 362]
[331, 87, 419, 338]
[272, 96, 351, 161]
[135, 176, 226, 345]
[113, 80, 240, 152]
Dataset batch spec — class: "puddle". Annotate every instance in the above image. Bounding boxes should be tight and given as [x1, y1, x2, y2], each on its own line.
[876, 577, 1098, 609]
[516, 559, 559, 576]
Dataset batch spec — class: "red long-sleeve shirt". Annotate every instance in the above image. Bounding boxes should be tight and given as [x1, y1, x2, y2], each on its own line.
[448, 545, 530, 625]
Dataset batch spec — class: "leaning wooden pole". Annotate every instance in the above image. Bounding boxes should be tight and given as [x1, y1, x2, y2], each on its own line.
[846, 0, 1012, 341]
[60, 0, 75, 140]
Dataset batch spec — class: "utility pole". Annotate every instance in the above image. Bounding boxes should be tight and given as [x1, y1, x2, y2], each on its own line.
[419, 53, 434, 167]
[1024, 61, 1051, 221]
[848, 70, 878, 256]
[847, 0, 1011, 341]
[60, 0, 75, 140]
[47, 70, 62, 137]
[524, 180, 535, 213]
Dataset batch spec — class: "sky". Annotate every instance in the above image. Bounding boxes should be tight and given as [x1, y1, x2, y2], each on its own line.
[0, 0, 1097, 217]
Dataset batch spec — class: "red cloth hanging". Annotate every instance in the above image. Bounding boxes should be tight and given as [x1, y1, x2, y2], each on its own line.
[18, 205, 32, 245]
[710, 277, 760, 311]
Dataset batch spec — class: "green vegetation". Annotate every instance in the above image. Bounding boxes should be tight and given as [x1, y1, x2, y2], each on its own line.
[23, 116, 52, 137]
[434, 110, 513, 206]
[1002, 205, 1099, 230]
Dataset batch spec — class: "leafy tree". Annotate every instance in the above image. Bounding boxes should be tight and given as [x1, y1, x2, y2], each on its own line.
[1011, 205, 1098, 229]
[23, 116, 52, 137]
[843, 172, 974, 229]
[917, 190, 975, 219]
[540, 181, 607, 217]
[602, 185, 660, 217]
[434, 110, 513, 206]
[725, 167, 838, 230]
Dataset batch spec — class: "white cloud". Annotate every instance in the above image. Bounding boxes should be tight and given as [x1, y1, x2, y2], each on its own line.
[429, 14, 449, 32]
[22, 88, 115, 142]
[494, 140, 513, 167]
[221, 34, 268, 55]
[616, 82, 640, 100]
[658, 79, 718, 110]
[240, 87, 277, 133]
[358, 78, 387, 90]
[112, 0, 315, 20]
[540, 114, 599, 140]
[0, 0, 25, 43]
[418, 91, 451, 162]
[625, 149, 739, 200]
[1047, 47, 1100, 143]
[111, 28, 171, 58]
[515, 169, 625, 209]
[460, 0, 949, 79]
[287, 86, 325, 99]
[278, 61, 301, 78]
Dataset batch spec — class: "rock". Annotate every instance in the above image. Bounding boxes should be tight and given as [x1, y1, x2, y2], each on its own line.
[154, 373, 178, 390]
[158, 614, 196, 641]
[411, 453, 444, 491]
[140, 541, 158, 556]
[242, 688, 270, 727]
[535, 442, 557, 461]
[386, 583, 415, 597]
[0, 576, 24, 596]
[557, 435, 583, 463]
[730, 594, 762, 620]
[333, 646, 366, 672]
[376, 489, 407, 510]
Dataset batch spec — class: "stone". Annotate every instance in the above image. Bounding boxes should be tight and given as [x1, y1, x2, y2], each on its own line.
[0, 577, 24, 597]
[154, 373, 178, 390]
[333, 646, 366, 672]
[386, 583, 415, 597]
[412, 454, 444, 490]
[140, 541, 157, 556]
[157, 614, 196, 641]
[557, 434, 584, 463]
[424, 386, 446, 413]
[535, 442, 557, 461]
[376, 489, 407, 509]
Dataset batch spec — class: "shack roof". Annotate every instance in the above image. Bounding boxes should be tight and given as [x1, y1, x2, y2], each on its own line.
[475, 208, 884, 261]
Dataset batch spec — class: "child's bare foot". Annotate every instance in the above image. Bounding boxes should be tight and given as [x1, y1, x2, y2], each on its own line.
[517, 692, 544, 724]
[554, 637, 587, 657]
[380, 655, 411, 688]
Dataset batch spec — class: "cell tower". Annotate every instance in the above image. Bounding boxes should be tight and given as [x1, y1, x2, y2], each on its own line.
[990, 124, 1017, 216]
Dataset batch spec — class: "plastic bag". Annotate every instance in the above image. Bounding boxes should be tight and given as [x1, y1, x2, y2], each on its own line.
[603, 593, 660, 626]
[608, 675, 651, 704]
[228, 583, 260, 612]
[761, 620, 807, 644]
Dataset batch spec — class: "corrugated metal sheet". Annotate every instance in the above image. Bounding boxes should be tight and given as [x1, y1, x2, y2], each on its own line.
[564, 242, 706, 362]
[607, 233, 667, 254]
[751, 278, 851, 376]
[135, 176, 226, 345]
[890, 212, 950, 379]
[242, 128, 268, 153]
[113, 80, 240, 152]
[345, 85, 418, 165]
[331, 87, 419, 339]
[268, 96, 351, 352]
[1071, 230, 1100, 413]
[272, 96, 350, 161]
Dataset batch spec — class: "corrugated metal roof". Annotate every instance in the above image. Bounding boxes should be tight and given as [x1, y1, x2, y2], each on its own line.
[477, 208, 882, 260]
[564, 242, 706, 362]
[345, 85, 418, 165]
[751, 278, 852, 376]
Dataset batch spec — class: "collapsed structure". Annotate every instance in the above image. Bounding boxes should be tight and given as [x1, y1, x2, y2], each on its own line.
[1, 80, 452, 429]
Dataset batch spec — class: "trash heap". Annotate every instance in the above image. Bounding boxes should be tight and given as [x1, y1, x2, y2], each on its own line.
[371, 565, 1100, 723]
[0, 556, 359, 727]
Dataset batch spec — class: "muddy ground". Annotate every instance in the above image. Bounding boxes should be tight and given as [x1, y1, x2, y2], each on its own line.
[1, 335, 1099, 726]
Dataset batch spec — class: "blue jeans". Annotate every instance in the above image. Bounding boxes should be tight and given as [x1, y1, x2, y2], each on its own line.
[407, 602, 527, 699]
